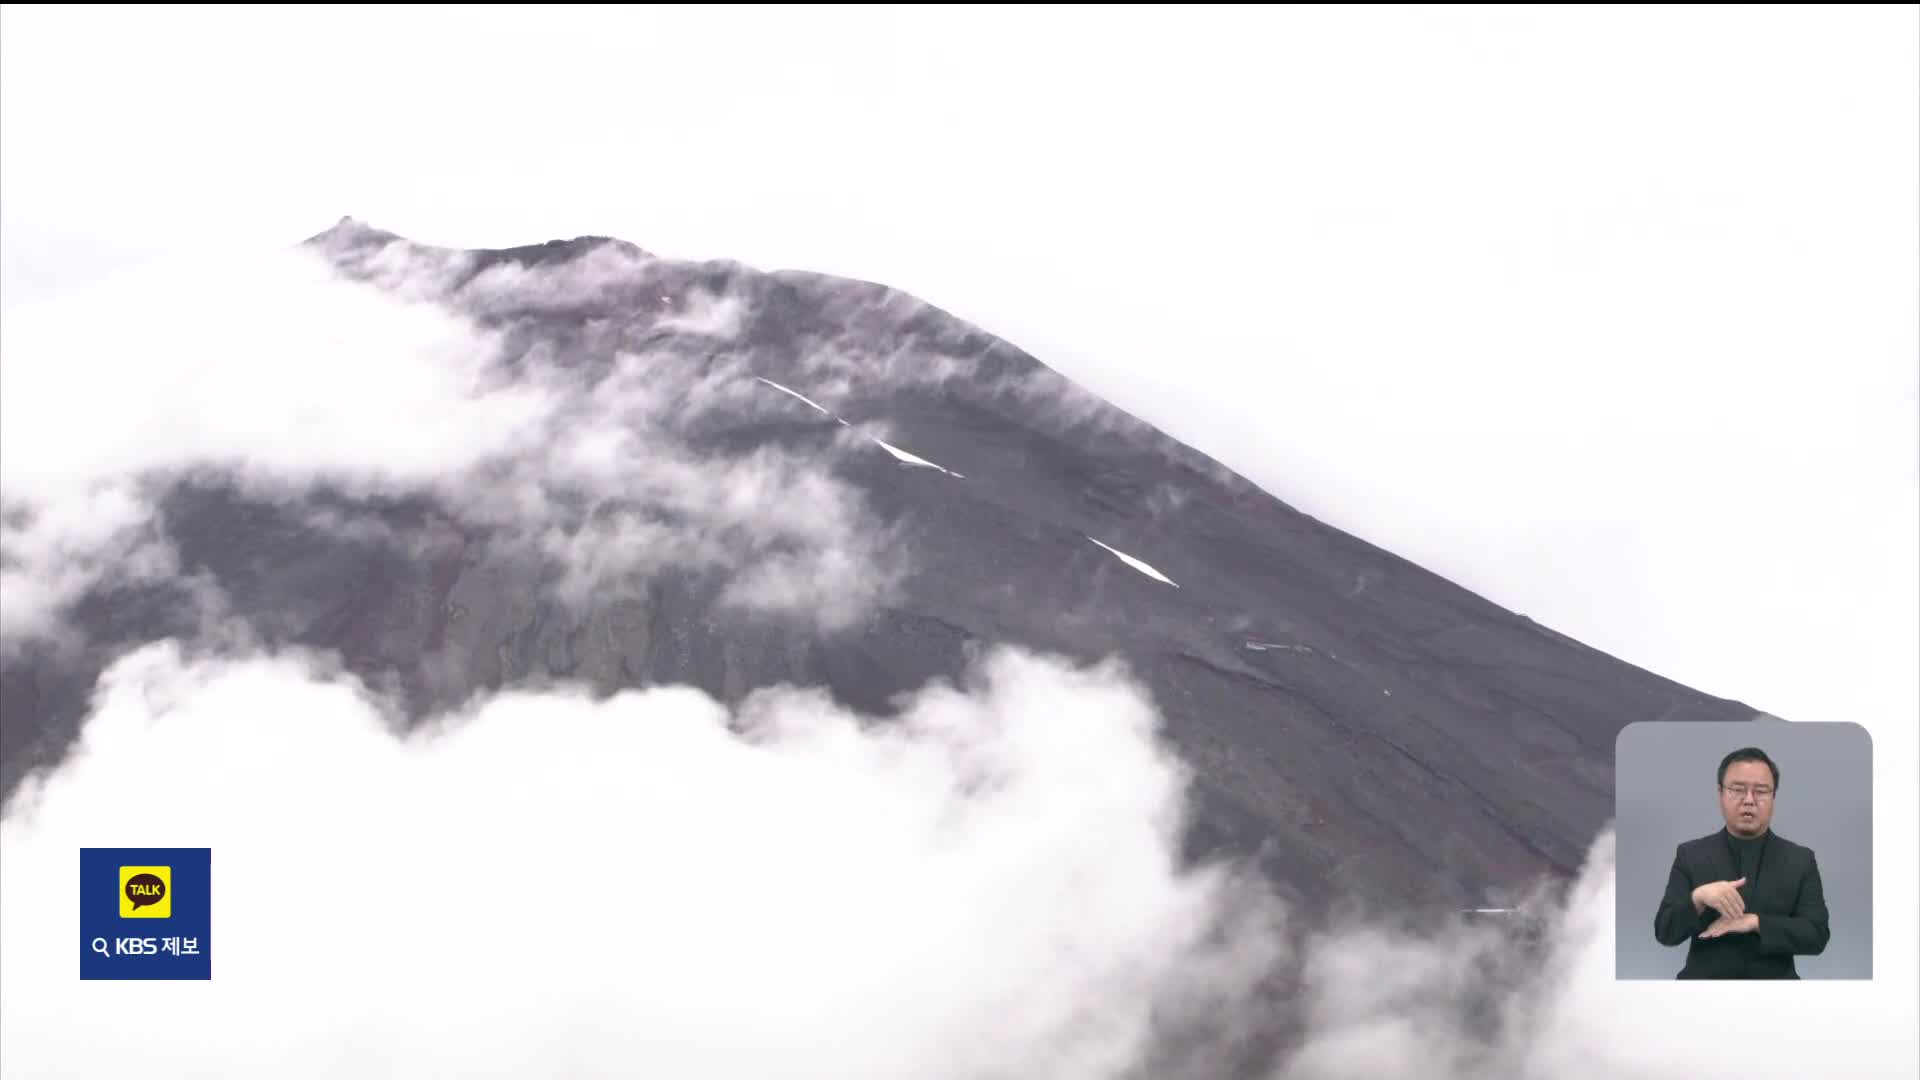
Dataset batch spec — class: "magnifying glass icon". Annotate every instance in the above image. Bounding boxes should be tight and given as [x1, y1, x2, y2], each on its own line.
[90, 937, 110, 959]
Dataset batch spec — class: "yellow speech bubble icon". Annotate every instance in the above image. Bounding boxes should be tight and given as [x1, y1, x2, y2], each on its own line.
[119, 865, 171, 918]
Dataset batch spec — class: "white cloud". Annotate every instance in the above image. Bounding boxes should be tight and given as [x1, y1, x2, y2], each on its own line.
[453, 240, 659, 318]
[657, 288, 749, 340]
[0, 245, 549, 654]
[0, 246, 540, 502]
[794, 336, 980, 408]
[0, 235, 905, 650]
[4, 645, 1913, 1079]
[1278, 827, 1915, 1079]
[0, 642, 1281, 1079]
[0, 480, 176, 651]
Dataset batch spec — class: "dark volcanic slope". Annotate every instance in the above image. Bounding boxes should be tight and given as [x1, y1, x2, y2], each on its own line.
[0, 219, 1758, 916]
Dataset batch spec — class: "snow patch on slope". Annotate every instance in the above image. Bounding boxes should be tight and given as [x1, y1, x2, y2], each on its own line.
[753, 377, 961, 477]
[754, 376, 834, 417]
[1086, 537, 1178, 588]
[873, 438, 964, 479]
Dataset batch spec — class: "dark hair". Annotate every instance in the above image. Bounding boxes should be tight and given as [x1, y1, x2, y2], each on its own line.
[1717, 747, 1779, 790]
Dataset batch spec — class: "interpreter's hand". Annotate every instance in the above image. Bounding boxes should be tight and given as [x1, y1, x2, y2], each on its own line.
[1699, 912, 1760, 939]
[1691, 877, 1747, 919]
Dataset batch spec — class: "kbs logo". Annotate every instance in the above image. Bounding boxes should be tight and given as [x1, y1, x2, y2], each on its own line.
[120, 865, 171, 918]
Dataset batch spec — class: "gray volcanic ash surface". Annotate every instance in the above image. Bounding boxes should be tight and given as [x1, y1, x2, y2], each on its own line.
[0, 219, 1757, 922]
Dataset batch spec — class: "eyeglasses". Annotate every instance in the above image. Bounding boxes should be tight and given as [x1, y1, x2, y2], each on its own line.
[1721, 784, 1774, 801]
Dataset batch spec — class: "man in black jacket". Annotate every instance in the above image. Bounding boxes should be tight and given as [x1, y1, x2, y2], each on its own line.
[1653, 746, 1831, 978]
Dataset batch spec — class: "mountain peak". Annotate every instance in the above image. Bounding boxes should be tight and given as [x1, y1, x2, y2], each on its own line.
[302, 217, 651, 267]
[2, 217, 1759, 934]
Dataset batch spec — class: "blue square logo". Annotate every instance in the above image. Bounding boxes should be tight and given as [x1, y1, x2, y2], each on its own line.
[80, 848, 211, 980]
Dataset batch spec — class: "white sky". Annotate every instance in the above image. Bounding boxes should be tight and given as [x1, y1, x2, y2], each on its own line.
[1, 5, 1914, 1076]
